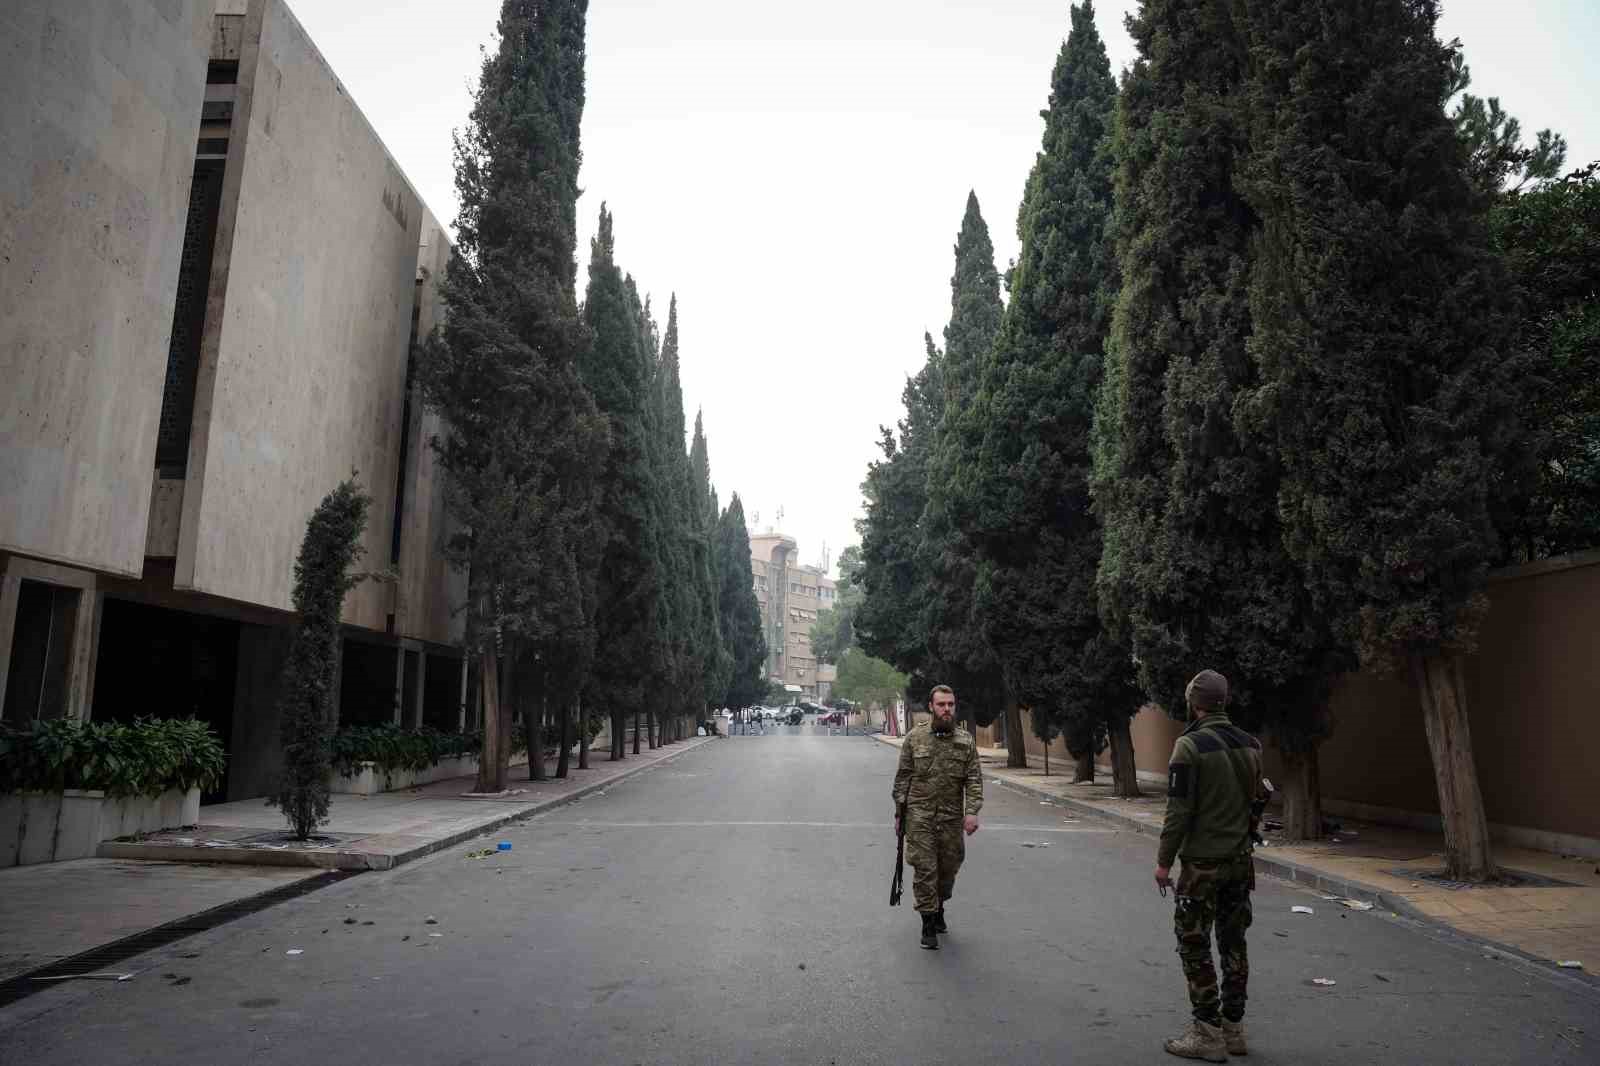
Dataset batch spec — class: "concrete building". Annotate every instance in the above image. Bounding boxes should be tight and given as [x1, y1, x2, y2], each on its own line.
[1, 0, 464, 801]
[748, 533, 837, 701]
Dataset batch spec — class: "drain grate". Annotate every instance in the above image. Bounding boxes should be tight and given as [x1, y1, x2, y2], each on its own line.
[0, 869, 359, 1009]
[1384, 867, 1581, 891]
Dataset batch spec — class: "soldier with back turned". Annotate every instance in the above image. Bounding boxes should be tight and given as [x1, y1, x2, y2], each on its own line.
[1155, 669, 1267, 1061]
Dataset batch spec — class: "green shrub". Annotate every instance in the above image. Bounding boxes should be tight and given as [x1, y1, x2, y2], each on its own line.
[0, 717, 225, 799]
[332, 724, 530, 782]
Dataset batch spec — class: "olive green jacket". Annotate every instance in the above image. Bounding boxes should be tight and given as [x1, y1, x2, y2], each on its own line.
[1158, 712, 1263, 867]
[892, 723, 983, 823]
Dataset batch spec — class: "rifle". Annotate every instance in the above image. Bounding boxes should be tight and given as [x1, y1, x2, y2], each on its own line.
[1249, 777, 1275, 847]
[890, 802, 906, 906]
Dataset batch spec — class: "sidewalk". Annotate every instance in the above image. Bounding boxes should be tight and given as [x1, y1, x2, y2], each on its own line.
[873, 734, 1600, 978]
[102, 736, 717, 871]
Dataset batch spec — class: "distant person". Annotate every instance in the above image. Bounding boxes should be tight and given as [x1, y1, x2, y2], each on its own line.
[1155, 669, 1266, 1062]
[891, 685, 982, 949]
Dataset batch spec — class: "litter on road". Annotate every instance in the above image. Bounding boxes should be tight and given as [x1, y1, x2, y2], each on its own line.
[1312, 978, 1337, 987]
[1019, 841, 1051, 848]
[1556, 960, 1584, 969]
[1322, 897, 1375, 911]
[285, 949, 304, 956]
[1292, 906, 1315, 915]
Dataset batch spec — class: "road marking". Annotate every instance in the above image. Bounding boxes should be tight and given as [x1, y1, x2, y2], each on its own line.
[528, 819, 1111, 832]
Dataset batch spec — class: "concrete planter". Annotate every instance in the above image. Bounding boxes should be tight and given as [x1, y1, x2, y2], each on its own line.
[0, 787, 200, 867]
[331, 751, 530, 796]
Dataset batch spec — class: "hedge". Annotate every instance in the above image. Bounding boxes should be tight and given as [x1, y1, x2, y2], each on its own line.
[0, 718, 225, 799]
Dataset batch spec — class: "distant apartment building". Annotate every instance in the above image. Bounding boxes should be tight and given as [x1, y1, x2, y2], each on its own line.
[748, 533, 837, 701]
[1, 0, 465, 801]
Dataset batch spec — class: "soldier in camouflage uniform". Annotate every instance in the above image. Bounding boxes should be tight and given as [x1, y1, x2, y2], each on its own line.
[1154, 670, 1265, 1061]
[892, 685, 983, 950]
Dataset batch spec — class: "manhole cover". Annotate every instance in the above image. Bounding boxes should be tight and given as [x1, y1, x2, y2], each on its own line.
[1384, 867, 1581, 890]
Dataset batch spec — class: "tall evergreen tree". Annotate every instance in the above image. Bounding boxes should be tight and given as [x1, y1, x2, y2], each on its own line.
[689, 410, 731, 717]
[921, 194, 1018, 759]
[577, 205, 658, 762]
[416, 0, 604, 792]
[1093, 0, 1347, 836]
[716, 493, 769, 711]
[1235, 0, 1526, 875]
[650, 297, 699, 742]
[855, 334, 944, 718]
[964, 2, 1144, 794]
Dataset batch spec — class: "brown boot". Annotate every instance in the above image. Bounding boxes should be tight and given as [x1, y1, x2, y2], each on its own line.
[1164, 1020, 1228, 1062]
[1221, 1019, 1246, 1056]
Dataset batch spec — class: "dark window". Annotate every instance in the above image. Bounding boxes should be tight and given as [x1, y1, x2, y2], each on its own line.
[206, 61, 239, 85]
[2, 582, 78, 724]
[155, 161, 225, 477]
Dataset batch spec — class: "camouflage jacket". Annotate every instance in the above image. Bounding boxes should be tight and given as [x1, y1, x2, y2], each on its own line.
[1158, 712, 1264, 867]
[892, 722, 983, 824]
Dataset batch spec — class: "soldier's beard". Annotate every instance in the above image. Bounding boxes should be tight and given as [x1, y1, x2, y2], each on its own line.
[931, 715, 954, 735]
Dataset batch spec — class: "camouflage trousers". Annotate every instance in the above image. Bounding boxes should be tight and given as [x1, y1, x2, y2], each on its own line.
[906, 818, 965, 913]
[1173, 852, 1254, 1025]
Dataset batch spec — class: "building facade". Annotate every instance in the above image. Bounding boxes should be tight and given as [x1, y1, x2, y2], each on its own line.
[1, 0, 465, 801]
[748, 533, 837, 701]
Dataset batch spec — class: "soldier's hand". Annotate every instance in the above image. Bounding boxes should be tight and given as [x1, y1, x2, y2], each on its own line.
[1154, 865, 1172, 898]
[963, 815, 979, 836]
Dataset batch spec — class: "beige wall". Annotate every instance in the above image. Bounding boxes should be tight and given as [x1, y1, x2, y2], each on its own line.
[177, 0, 422, 629]
[391, 208, 465, 646]
[1308, 553, 1600, 841]
[0, 0, 213, 576]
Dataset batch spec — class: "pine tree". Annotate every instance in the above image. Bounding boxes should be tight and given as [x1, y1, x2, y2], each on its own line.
[273, 478, 370, 839]
[964, 2, 1144, 794]
[1093, 0, 1348, 835]
[716, 494, 769, 711]
[920, 194, 1015, 755]
[577, 206, 658, 762]
[415, 0, 604, 792]
[1236, 0, 1525, 875]
[650, 297, 699, 743]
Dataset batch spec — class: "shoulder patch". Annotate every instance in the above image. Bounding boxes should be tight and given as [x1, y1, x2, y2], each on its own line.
[1168, 763, 1192, 799]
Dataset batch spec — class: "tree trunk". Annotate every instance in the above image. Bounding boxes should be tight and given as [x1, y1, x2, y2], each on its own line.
[610, 711, 624, 760]
[1043, 744, 1049, 776]
[1412, 651, 1499, 881]
[475, 649, 505, 793]
[1107, 716, 1141, 798]
[633, 709, 641, 754]
[1277, 744, 1323, 842]
[531, 685, 550, 777]
[578, 693, 590, 770]
[1072, 749, 1095, 784]
[556, 699, 572, 779]
[647, 711, 657, 750]
[1003, 702, 1028, 769]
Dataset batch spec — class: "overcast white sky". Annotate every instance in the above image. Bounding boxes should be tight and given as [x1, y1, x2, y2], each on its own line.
[290, 0, 1598, 579]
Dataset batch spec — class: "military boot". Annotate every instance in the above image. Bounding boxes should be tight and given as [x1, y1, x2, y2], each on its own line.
[1220, 1019, 1246, 1056]
[933, 909, 948, 934]
[919, 913, 939, 950]
[1163, 1020, 1228, 1063]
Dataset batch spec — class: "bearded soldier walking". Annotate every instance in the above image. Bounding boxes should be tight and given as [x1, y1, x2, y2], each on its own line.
[892, 685, 983, 949]
[1155, 669, 1266, 1061]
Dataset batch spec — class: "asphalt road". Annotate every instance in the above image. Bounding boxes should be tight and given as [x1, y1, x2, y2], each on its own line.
[1, 728, 1593, 1065]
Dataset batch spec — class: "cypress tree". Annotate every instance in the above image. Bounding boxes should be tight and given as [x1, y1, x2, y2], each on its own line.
[273, 478, 370, 839]
[921, 194, 1016, 756]
[651, 297, 698, 742]
[966, 2, 1144, 794]
[689, 411, 732, 719]
[854, 334, 944, 714]
[1093, 0, 1348, 835]
[577, 206, 658, 762]
[1236, 0, 1525, 875]
[716, 493, 769, 711]
[416, 0, 604, 793]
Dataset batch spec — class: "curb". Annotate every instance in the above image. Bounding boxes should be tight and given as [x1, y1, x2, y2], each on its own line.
[867, 734, 1598, 991]
[98, 737, 718, 873]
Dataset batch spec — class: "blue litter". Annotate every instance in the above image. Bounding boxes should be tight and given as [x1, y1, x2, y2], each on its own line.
[497, 841, 512, 852]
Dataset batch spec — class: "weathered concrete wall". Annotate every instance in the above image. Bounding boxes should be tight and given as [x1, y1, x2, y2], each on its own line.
[0, 0, 213, 576]
[392, 208, 466, 646]
[177, 0, 423, 629]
